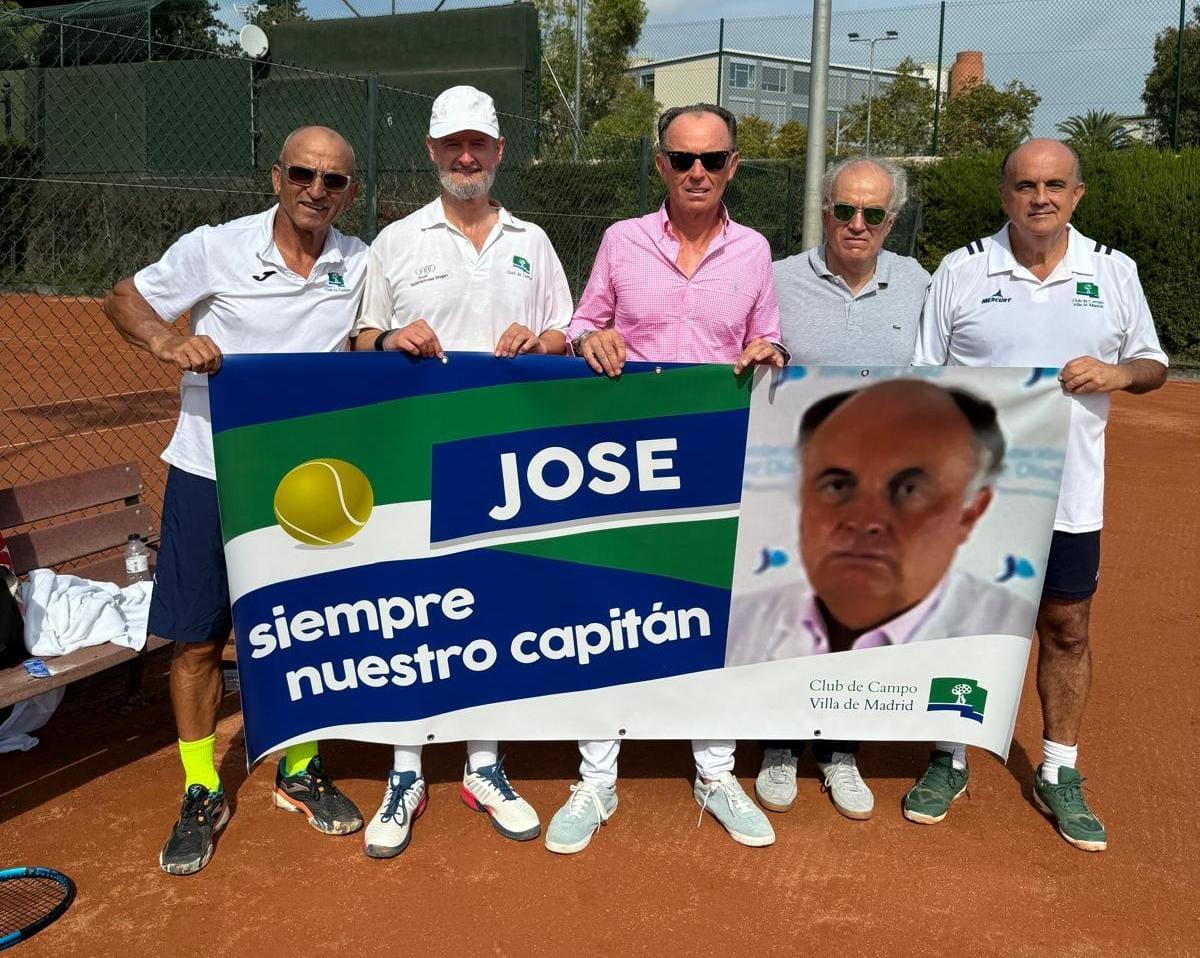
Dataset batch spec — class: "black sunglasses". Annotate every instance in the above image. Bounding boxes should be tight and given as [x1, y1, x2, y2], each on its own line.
[663, 150, 732, 173]
[281, 163, 353, 193]
[829, 202, 890, 227]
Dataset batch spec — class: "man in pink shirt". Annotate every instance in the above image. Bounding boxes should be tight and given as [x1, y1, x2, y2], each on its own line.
[545, 103, 785, 856]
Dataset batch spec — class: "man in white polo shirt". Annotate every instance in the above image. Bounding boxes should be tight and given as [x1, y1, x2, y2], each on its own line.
[351, 85, 571, 859]
[103, 126, 369, 875]
[909, 138, 1168, 851]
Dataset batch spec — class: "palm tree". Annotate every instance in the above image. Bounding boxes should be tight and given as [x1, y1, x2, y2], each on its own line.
[1056, 110, 1129, 151]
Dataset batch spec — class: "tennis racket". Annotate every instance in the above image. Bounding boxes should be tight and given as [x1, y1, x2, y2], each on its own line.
[0, 867, 76, 951]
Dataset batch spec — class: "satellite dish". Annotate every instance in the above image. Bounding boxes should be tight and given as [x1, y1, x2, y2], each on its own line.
[238, 24, 269, 58]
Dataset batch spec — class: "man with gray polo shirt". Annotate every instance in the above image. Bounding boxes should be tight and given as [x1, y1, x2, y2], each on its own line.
[757, 157, 930, 823]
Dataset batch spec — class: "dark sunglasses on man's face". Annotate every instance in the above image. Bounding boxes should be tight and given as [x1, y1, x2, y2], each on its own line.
[663, 150, 732, 173]
[282, 163, 352, 193]
[830, 202, 889, 227]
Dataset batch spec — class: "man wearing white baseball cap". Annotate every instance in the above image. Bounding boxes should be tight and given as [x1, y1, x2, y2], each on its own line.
[352, 85, 572, 858]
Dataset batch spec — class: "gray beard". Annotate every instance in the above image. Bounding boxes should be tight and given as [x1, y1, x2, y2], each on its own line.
[439, 167, 496, 201]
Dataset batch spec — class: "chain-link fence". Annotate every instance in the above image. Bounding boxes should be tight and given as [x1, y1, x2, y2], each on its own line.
[0, 7, 796, 532]
[636, 0, 1191, 158]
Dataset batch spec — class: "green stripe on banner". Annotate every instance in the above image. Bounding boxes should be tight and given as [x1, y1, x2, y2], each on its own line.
[214, 365, 750, 543]
[491, 517, 739, 590]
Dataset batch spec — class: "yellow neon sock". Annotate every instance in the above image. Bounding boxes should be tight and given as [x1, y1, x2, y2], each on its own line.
[178, 734, 220, 793]
[282, 741, 319, 778]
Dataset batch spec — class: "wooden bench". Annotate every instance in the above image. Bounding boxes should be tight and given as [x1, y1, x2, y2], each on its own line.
[0, 461, 169, 709]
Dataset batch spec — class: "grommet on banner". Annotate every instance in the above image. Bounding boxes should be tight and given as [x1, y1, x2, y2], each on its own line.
[813, 729, 822, 736]
[618, 728, 627, 736]
[860, 368, 870, 377]
[654, 366, 662, 375]
[426, 733, 435, 741]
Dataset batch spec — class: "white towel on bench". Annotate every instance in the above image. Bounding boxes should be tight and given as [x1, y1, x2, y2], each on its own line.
[19, 570, 153, 657]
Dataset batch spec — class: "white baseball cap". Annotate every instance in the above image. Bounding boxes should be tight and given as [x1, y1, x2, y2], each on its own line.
[429, 85, 500, 139]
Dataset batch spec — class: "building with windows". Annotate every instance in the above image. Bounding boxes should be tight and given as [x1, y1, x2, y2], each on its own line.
[628, 49, 943, 136]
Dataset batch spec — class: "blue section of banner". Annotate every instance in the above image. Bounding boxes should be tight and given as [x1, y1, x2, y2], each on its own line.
[926, 703, 985, 724]
[429, 409, 748, 543]
[232, 550, 729, 761]
[209, 353, 697, 434]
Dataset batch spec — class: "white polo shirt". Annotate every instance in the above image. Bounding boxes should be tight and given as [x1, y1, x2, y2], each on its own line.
[134, 205, 368, 480]
[354, 197, 572, 349]
[914, 223, 1168, 532]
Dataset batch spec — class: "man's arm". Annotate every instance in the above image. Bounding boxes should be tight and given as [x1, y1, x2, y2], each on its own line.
[734, 241, 787, 374]
[494, 236, 574, 358]
[1059, 356, 1167, 395]
[569, 229, 626, 377]
[911, 265, 955, 366]
[352, 243, 444, 358]
[104, 277, 223, 373]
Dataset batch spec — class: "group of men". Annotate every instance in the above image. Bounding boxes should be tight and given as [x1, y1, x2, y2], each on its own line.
[101, 84, 1167, 877]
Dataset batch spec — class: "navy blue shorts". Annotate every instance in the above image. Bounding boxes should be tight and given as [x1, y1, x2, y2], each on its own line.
[1042, 530, 1101, 602]
[147, 465, 232, 644]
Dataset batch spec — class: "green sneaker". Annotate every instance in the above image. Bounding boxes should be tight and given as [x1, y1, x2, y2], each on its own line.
[1033, 765, 1107, 852]
[902, 751, 968, 824]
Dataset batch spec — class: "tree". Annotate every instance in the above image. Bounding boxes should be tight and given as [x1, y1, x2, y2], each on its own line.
[247, 0, 310, 30]
[0, 2, 43, 68]
[772, 119, 807, 160]
[534, 0, 648, 154]
[939, 78, 1040, 156]
[1142, 4, 1199, 147]
[1056, 110, 1128, 152]
[839, 57, 933, 156]
[736, 114, 774, 159]
[585, 79, 658, 154]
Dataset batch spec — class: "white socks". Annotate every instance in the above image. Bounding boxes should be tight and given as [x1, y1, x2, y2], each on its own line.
[1041, 739, 1078, 784]
[935, 741, 968, 771]
[394, 742, 500, 776]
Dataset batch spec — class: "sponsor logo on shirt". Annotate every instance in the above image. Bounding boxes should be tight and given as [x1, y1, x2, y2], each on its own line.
[512, 255, 531, 274]
[505, 255, 533, 281]
[927, 677, 988, 723]
[979, 288, 1013, 304]
[411, 263, 449, 288]
[251, 269, 276, 282]
[324, 271, 349, 292]
[1072, 280, 1105, 308]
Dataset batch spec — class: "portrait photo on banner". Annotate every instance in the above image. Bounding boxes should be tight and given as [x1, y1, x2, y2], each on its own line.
[725, 366, 1070, 669]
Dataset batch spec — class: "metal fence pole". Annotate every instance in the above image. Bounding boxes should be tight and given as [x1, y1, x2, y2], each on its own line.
[639, 134, 649, 214]
[365, 72, 378, 242]
[930, 0, 945, 156]
[716, 17, 724, 106]
[573, 0, 583, 161]
[784, 163, 795, 256]
[801, 0, 831, 250]
[1172, 0, 1186, 151]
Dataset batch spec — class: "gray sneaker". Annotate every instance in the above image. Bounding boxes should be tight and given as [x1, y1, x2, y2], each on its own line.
[816, 751, 874, 820]
[544, 782, 618, 855]
[755, 747, 799, 812]
[695, 771, 776, 847]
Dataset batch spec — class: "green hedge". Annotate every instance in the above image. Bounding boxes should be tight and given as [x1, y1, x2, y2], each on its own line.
[910, 148, 1200, 365]
[0, 140, 39, 273]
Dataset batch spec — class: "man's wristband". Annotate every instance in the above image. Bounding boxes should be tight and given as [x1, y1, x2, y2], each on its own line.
[373, 329, 393, 351]
[770, 341, 791, 365]
[571, 331, 595, 355]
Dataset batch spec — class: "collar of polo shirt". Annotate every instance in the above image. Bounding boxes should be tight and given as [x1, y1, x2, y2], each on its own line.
[657, 201, 730, 240]
[810, 244, 893, 288]
[418, 197, 524, 234]
[989, 222, 1094, 282]
[257, 204, 347, 274]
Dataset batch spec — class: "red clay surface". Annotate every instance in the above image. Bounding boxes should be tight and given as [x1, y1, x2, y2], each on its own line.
[1, 383, 1198, 957]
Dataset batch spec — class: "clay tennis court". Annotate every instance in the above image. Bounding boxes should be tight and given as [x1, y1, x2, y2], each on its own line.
[2, 368, 1197, 955]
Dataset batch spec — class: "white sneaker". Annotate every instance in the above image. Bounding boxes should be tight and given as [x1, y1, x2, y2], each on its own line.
[545, 781, 619, 854]
[461, 756, 541, 841]
[816, 751, 874, 820]
[695, 771, 776, 847]
[363, 770, 426, 859]
[755, 747, 799, 812]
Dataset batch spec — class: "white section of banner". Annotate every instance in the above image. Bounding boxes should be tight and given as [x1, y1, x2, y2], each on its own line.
[258, 633, 1033, 765]
[224, 501, 740, 605]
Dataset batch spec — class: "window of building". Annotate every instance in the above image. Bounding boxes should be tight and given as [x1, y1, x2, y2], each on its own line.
[793, 69, 811, 97]
[761, 65, 785, 93]
[827, 72, 848, 103]
[640, 72, 654, 95]
[728, 61, 755, 89]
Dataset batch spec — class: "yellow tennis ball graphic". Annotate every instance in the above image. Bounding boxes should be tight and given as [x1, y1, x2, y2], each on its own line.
[273, 458, 374, 545]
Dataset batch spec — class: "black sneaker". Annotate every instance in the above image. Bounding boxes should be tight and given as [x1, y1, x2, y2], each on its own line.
[273, 755, 363, 835]
[159, 784, 230, 876]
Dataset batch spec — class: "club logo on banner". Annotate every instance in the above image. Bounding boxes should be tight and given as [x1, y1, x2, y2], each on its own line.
[209, 356, 1070, 764]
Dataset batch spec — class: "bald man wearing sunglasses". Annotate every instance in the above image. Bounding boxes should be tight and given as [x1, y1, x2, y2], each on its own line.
[103, 125, 367, 876]
[758, 157, 931, 825]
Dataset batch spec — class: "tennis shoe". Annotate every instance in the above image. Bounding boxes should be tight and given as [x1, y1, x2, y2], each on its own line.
[1033, 765, 1107, 852]
[755, 747, 799, 812]
[159, 783, 229, 876]
[903, 751, 968, 824]
[695, 771, 776, 847]
[363, 771, 426, 859]
[273, 755, 363, 835]
[461, 755, 540, 841]
[545, 782, 618, 854]
[816, 751, 874, 820]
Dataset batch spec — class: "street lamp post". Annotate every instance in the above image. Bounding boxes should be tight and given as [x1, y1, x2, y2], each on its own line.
[848, 29, 897, 155]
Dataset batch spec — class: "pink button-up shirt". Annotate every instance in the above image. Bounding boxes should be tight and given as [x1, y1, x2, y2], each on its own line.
[801, 577, 949, 655]
[567, 204, 782, 363]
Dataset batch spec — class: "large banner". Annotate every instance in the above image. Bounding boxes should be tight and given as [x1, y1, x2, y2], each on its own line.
[210, 355, 1069, 764]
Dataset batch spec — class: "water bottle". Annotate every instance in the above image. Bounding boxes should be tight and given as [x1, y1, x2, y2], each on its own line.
[125, 534, 150, 584]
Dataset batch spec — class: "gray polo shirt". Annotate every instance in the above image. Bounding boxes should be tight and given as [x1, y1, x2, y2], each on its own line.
[773, 245, 931, 365]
